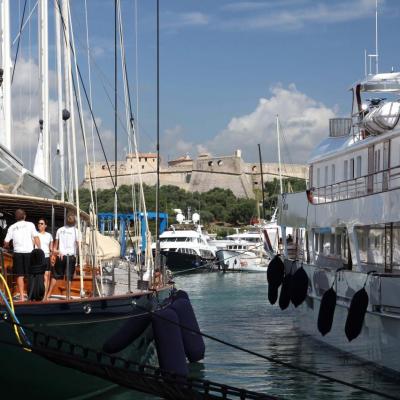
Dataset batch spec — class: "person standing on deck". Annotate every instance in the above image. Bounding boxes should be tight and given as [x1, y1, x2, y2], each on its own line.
[3, 209, 41, 301]
[36, 219, 53, 298]
[45, 214, 80, 300]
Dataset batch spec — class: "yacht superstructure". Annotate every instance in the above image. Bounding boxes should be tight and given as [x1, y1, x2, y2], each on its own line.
[278, 71, 400, 373]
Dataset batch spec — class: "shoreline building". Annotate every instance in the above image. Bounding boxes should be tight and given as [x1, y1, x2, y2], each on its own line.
[82, 150, 308, 199]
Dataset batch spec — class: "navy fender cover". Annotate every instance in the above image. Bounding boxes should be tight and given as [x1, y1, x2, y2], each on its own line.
[290, 266, 309, 307]
[173, 289, 190, 301]
[103, 313, 151, 353]
[317, 287, 337, 336]
[267, 255, 285, 305]
[279, 273, 292, 310]
[345, 287, 369, 342]
[152, 307, 189, 377]
[171, 297, 205, 363]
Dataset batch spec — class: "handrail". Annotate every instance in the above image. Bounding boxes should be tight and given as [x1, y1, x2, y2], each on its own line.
[312, 164, 400, 204]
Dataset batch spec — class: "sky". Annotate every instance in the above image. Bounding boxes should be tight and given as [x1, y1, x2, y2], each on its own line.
[7, 0, 400, 188]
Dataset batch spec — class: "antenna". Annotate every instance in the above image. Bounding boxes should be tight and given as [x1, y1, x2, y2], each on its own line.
[375, 0, 379, 74]
[366, 0, 379, 75]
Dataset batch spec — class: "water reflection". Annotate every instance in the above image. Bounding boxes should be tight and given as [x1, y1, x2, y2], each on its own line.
[92, 272, 400, 399]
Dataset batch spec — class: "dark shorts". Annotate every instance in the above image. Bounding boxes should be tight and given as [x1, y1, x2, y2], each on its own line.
[54, 256, 76, 281]
[44, 257, 51, 272]
[13, 253, 31, 277]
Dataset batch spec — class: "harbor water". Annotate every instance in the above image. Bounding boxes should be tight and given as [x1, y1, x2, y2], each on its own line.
[93, 272, 400, 400]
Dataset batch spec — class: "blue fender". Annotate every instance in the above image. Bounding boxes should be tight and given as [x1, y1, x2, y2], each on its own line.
[152, 307, 189, 377]
[171, 297, 205, 363]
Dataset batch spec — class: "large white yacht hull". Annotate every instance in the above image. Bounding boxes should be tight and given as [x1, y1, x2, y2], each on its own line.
[293, 262, 400, 374]
[298, 296, 400, 374]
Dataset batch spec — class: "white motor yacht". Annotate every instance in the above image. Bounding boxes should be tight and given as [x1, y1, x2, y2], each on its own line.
[278, 68, 400, 373]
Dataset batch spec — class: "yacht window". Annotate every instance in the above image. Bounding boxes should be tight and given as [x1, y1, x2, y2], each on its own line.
[324, 165, 328, 185]
[317, 168, 320, 187]
[330, 234, 335, 255]
[344, 160, 348, 180]
[356, 156, 362, 178]
[319, 234, 324, 254]
[336, 234, 341, 256]
[350, 158, 355, 179]
[331, 164, 335, 183]
[315, 232, 319, 252]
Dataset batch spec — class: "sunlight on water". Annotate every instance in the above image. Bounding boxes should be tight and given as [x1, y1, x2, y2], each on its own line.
[92, 272, 400, 400]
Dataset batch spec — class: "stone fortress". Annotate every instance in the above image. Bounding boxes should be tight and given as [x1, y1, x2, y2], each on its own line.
[82, 150, 308, 199]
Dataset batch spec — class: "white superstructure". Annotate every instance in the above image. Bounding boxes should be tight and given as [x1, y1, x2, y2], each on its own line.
[278, 70, 400, 373]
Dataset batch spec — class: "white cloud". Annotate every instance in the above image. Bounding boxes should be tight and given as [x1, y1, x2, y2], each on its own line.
[205, 84, 336, 164]
[220, 0, 380, 31]
[10, 57, 118, 190]
[162, 124, 207, 160]
[162, 11, 210, 31]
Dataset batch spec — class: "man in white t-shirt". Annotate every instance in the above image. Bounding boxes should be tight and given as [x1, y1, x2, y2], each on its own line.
[45, 213, 81, 300]
[4, 209, 40, 301]
[36, 218, 53, 297]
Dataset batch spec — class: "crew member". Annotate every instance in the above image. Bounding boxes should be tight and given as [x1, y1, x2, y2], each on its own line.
[3, 209, 40, 302]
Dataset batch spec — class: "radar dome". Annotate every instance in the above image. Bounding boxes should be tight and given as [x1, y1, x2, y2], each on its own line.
[192, 213, 200, 223]
[176, 213, 185, 224]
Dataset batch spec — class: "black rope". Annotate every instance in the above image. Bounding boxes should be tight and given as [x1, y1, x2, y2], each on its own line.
[0, 316, 276, 400]
[11, 0, 28, 84]
[128, 298, 400, 400]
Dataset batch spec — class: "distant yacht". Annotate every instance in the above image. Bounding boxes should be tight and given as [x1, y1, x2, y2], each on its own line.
[156, 209, 216, 271]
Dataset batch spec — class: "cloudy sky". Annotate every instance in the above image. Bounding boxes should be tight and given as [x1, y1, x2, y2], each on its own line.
[7, 0, 400, 188]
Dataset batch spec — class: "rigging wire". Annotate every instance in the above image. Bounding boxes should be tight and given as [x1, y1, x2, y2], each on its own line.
[11, 0, 27, 84]
[54, 0, 155, 282]
[83, 0, 98, 216]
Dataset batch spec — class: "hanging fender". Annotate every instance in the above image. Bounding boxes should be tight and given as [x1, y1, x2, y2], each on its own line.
[171, 297, 205, 363]
[152, 307, 189, 377]
[103, 313, 151, 353]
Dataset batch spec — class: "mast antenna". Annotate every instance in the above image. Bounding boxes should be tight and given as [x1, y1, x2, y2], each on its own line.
[375, 0, 379, 74]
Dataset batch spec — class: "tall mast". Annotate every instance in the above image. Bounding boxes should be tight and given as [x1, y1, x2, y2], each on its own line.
[114, 0, 118, 237]
[276, 114, 283, 194]
[38, 0, 50, 182]
[55, 0, 64, 200]
[155, 0, 160, 268]
[257, 144, 265, 220]
[0, 0, 12, 150]
[62, 0, 74, 202]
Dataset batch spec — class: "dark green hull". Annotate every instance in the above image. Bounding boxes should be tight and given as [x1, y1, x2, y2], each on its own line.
[0, 288, 171, 399]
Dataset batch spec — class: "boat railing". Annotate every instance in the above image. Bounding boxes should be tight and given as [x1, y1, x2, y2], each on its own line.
[313, 164, 400, 204]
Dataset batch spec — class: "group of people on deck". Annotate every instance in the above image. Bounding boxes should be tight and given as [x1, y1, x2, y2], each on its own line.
[3, 209, 80, 302]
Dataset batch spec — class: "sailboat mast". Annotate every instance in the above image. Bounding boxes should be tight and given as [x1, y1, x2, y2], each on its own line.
[257, 143, 265, 220]
[38, 0, 50, 183]
[0, 0, 12, 150]
[155, 0, 160, 267]
[55, 1, 64, 200]
[276, 114, 283, 194]
[114, 0, 118, 236]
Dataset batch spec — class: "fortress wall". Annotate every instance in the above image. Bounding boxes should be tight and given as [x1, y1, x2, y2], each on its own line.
[82, 152, 308, 199]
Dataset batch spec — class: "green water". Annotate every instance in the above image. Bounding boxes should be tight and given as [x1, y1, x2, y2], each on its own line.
[93, 272, 400, 399]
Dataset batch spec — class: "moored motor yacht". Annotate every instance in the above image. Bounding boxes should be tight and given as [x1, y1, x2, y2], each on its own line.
[155, 210, 216, 271]
[278, 68, 400, 374]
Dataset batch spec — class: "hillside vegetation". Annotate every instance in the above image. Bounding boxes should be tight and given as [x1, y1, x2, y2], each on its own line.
[79, 177, 306, 225]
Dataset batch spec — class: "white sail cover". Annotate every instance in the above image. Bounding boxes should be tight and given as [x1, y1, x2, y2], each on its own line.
[86, 229, 121, 261]
[33, 130, 45, 180]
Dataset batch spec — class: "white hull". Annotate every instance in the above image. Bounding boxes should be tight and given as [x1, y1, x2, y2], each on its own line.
[294, 262, 400, 374]
[217, 249, 268, 273]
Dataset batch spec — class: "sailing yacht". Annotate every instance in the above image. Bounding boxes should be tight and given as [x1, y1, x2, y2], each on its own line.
[278, 27, 400, 372]
[0, 2, 172, 398]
